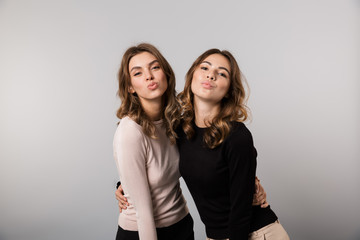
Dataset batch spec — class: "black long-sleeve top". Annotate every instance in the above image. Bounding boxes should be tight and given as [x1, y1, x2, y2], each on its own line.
[177, 121, 277, 240]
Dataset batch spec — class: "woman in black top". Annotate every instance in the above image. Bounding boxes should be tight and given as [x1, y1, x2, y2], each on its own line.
[176, 49, 289, 240]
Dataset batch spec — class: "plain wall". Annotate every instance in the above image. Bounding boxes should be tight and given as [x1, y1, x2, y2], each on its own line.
[0, 0, 359, 239]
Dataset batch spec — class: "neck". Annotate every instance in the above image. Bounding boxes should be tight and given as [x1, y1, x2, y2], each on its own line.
[141, 99, 163, 121]
[193, 97, 221, 128]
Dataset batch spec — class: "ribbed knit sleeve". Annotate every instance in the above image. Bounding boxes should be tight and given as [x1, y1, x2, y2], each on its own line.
[224, 123, 256, 240]
[113, 120, 157, 240]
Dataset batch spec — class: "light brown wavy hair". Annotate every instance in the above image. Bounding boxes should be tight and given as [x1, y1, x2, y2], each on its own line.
[178, 49, 250, 149]
[117, 43, 180, 144]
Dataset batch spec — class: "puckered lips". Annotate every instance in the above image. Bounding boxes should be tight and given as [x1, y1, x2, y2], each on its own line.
[201, 81, 215, 89]
[147, 82, 159, 90]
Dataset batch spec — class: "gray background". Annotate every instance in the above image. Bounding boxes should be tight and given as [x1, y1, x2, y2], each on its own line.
[1, 0, 359, 239]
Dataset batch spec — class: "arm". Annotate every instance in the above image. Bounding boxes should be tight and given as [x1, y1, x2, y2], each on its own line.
[115, 177, 268, 212]
[114, 124, 157, 240]
[225, 125, 257, 240]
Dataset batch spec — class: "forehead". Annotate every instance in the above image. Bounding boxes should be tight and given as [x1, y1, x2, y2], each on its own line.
[129, 52, 157, 69]
[202, 54, 230, 70]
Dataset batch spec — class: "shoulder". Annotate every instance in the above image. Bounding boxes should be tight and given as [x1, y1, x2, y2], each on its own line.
[225, 121, 254, 147]
[223, 122, 257, 164]
[119, 116, 142, 127]
[114, 117, 146, 145]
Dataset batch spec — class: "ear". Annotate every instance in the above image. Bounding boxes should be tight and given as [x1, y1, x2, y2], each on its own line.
[128, 86, 135, 94]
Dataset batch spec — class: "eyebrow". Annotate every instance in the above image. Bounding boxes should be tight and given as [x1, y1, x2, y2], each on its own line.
[201, 61, 230, 75]
[130, 59, 159, 72]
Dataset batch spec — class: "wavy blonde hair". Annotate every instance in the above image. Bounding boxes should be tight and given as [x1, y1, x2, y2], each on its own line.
[117, 43, 180, 144]
[178, 49, 250, 149]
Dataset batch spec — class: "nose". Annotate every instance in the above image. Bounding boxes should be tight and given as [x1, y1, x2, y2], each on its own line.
[145, 70, 154, 81]
[207, 72, 215, 81]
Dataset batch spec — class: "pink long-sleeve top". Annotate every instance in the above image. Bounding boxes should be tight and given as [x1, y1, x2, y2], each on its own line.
[113, 116, 189, 240]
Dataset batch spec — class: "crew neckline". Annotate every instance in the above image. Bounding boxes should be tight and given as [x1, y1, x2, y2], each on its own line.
[122, 116, 163, 126]
[193, 121, 209, 130]
[153, 119, 163, 125]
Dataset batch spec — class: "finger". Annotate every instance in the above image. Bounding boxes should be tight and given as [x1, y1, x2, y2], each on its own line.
[119, 201, 127, 210]
[254, 191, 264, 201]
[115, 190, 123, 201]
[115, 190, 121, 198]
[121, 196, 128, 203]
[116, 192, 127, 202]
[252, 194, 262, 206]
[254, 178, 260, 193]
[115, 192, 120, 201]
[253, 199, 262, 205]
[258, 191, 267, 203]
[118, 203, 122, 213]
[119, 200, 127, 209]
[257, 183, 265, 196]
[261, 203, 269, 208]
[119, 185, 125, 195]
[263, 191, 267, 201]
[255, 176, 260, 193]
[255, 186, 266, 202]
[115, 190, 128, 202]
[119, 196, 129, 205]
[261, 201, 269, 208]
[255, 192, 265, 202]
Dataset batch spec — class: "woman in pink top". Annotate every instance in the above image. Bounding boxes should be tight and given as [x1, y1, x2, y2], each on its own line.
[113, 43, 193, 240]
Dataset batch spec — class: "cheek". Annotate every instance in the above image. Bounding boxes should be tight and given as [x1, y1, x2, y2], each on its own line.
[163, 78, 168, 91]
[190, 72, 202, 90]
[219, 82, 230, 96]
[130, 78, 139, 90]
[130, 78, 145, 93]
[158, 72, 168, 88]
[190, 79, 197, 94]
[222, 80, 231, 91]
[192, 71, 202, 82]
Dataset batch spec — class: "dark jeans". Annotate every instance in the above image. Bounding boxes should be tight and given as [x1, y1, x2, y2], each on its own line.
[116, 213, 194, 240]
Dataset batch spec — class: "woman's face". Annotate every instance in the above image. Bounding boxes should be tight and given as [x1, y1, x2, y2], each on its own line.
[191, 53, 231, 104]
[128, 52, 168, 105]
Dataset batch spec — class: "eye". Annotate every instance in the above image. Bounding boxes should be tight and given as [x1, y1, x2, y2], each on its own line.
[200, 66, 208, 71]
[134, 72, 141, 76]
[219, 72, 227, 78]
[152, 65, 161, 70]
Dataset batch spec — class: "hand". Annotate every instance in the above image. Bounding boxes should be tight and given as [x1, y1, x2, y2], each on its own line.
[252, 176, 269, 208]
[115, 184, 129, 213]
